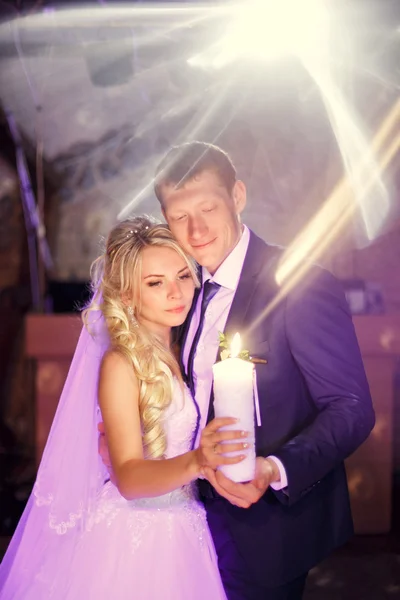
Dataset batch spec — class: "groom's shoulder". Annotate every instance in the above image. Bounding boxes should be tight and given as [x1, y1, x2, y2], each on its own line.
[247, 228, 287, 269]
[247, 229, 340, 296]
[248, 228, 283, 252]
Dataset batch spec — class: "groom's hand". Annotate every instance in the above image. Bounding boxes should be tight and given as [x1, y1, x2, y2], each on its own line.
[202, 457, 280, 508]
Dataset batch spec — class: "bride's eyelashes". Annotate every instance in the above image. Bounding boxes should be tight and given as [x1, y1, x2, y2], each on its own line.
[178, 272, 192, 281]
[147, 272, 192, 288]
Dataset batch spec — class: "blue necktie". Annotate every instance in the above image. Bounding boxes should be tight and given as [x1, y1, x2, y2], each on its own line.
[186, 280, 221, 397]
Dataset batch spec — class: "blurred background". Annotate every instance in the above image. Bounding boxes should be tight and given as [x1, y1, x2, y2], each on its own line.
[0, 0, 399, 597]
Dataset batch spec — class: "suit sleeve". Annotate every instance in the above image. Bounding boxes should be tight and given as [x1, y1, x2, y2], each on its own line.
[272, 268, 375, 505]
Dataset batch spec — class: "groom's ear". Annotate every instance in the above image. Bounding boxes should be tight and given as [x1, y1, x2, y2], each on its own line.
[233, 180, 247, 215]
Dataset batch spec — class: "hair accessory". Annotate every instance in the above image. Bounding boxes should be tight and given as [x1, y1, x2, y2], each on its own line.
[125, 223, 151, 239]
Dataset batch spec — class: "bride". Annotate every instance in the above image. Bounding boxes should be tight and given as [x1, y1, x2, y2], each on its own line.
[0, 217, 249, 599]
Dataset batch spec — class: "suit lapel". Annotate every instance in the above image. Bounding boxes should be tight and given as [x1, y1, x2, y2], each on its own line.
[207, 232, 276, 422]
[217, 231, 271, 361]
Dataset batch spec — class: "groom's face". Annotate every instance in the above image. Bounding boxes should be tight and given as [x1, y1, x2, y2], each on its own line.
[160, 170, 246, 275]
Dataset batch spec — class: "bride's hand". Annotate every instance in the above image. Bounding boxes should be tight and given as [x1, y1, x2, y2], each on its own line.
[195, 417, 250, 471]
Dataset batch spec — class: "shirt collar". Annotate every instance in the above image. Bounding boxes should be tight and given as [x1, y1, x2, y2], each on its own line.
[202, 225, 250, 291]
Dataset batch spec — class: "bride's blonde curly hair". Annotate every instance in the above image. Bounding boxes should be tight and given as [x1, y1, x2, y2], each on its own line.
[82, 216, 199, 459]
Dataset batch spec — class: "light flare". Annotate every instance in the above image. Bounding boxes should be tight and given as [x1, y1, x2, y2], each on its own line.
[188, 0, 329, 68]
[275, 98, 400, 289]
[243, 99, 399, 338]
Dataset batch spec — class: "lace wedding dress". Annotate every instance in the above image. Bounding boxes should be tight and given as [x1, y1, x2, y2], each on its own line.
[0, 381, 226, 599]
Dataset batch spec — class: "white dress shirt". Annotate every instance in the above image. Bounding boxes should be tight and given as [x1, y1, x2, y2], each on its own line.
[183, 225, 287, 490]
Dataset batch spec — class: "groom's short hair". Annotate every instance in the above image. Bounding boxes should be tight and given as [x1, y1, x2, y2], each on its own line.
[154, 141, 237, 204]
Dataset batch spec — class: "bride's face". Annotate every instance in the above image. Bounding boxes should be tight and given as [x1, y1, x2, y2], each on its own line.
[136, 245, 195, 335]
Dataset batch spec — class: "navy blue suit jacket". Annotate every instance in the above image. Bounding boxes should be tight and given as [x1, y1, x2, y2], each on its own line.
[182, 230, 375, 587]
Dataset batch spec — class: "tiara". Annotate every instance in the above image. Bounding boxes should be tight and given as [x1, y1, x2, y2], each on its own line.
[107, 223, 151, 259]
[125, 225, 150, 239]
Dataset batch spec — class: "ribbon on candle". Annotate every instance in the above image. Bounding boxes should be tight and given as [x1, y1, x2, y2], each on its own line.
[253, 368, 262, 427]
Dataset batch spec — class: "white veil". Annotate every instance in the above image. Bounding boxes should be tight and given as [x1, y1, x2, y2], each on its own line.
[0, 310, 109, 598]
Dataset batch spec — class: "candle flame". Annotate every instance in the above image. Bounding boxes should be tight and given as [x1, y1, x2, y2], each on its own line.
[231, 333, 241, 358]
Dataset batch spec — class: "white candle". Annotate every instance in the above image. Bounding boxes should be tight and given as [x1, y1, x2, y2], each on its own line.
[212, 333, 256, 483]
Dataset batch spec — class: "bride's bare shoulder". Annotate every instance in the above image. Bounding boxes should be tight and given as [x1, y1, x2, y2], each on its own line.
[101, 347, 128, 366]
[99, 348, 138, 388]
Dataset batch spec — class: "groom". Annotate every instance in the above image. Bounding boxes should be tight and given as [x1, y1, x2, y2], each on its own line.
[153, 141, 375, 600]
